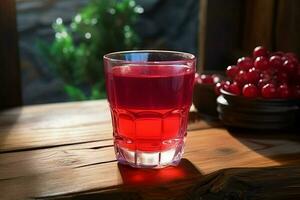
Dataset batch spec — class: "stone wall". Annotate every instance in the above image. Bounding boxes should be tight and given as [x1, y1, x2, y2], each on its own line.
[18, 0, 198, 105]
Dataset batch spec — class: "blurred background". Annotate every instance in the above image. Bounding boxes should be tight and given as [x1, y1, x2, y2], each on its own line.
[17, 0, 199, 104]
[1, 0, 300, 108]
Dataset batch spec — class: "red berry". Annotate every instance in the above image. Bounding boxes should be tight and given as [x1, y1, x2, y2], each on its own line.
[260, 69, 273, 81]
[285, 52, 299, 64]
[242, 84, 258, 98]
[237, 57, 253, 71]
[269, 55, 283, 70]
[253, 46, 268, 58]
[234, 70, 247, 85]
[199, 74, 214, 84]
[254, 56, 269, 70]
[283, 59, 297, 74]
[277, 84, 291, 99]
[229, 82, 241, 95]
[258, 79, 267, 89]
[281, 56, 288, 62]
[214, 82, 224, 96]
[246, 68, 260, 84]
[212, 74, 221, 83]
[223, 81, 231, 92]
[226, 65, 239, 79]
[261, 83, 277, 98]
[277, 72, 289, 84]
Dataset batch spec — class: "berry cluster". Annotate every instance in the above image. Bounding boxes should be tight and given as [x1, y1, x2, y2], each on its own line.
[217, 46, 300, 99]
[195, 73, 220, 85]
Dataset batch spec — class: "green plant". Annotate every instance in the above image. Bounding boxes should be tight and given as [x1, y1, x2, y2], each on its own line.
[38, 0, 143, 100]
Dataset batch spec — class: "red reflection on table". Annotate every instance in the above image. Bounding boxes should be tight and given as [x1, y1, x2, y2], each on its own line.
[118, 158, 202, 185]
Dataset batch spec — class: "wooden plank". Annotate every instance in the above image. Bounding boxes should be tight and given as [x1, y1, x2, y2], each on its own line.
[0, 100, 112, 152]
[0, 101, 214, 152]
[201, 0, 244, 70]
[39, 165, 300, 200]
[275, 0, 300, 56]
[0, 0, 22, 109]
[242, 0, 275, 52]
[0, 159, 202, 200]
[0, 140, 114, 180]
[1, 128, 300, 199]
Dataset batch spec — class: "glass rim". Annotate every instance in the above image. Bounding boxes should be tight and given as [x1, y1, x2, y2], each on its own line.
[103, 50, 196, 64]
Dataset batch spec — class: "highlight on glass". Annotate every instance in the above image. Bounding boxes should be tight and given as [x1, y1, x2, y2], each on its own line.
[104, 50, 196, 168]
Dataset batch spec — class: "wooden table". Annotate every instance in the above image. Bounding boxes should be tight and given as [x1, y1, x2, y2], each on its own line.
[1, 100, 300, 199]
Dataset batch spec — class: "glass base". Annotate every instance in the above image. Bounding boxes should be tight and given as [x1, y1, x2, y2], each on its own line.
[115, 141, 185, 168]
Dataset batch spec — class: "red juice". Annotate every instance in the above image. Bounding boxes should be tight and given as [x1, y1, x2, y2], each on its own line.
[105, 64, 195, 167]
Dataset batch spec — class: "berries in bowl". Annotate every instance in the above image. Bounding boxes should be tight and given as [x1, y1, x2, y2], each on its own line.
[216, 46, 300, 130]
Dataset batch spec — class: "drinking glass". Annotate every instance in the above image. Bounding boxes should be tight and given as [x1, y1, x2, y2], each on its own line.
[103, 50, 196, 168]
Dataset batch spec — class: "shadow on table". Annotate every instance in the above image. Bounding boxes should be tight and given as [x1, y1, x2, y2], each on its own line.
[227, 127, 300, 165]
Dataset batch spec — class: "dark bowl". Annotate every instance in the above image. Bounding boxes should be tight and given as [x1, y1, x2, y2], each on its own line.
[217, 90, 300, 130]
[193, 83, 218, 117]
[221, 89, 299, 108]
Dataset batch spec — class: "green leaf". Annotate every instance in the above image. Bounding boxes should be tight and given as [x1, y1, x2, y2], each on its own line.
[64, 85, 87, 101]
[37, 0, 142, 101]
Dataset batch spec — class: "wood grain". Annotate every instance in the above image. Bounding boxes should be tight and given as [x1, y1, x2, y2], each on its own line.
[38, 165, 300, 200]
[188, 165, 300, 200]
[2, 128, 298, 181]
[0, 101, 112, 152]
[1, 100, 300, 199]
[1, 128, 300, 199]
